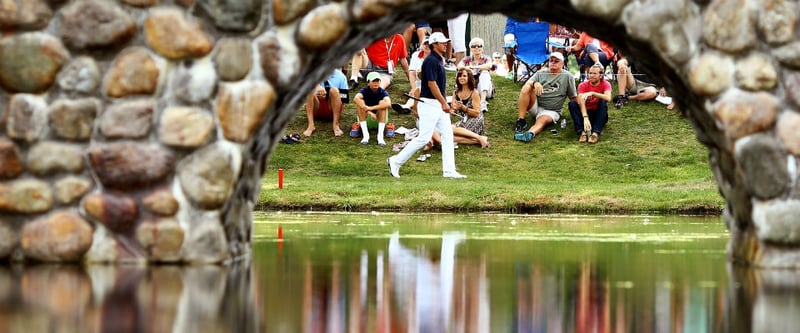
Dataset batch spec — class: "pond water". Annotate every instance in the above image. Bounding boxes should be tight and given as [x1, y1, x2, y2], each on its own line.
[2, 212, 799, 332]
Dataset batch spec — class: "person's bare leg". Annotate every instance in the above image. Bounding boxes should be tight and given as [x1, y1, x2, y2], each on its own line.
[616, 59, 634, 94]
[411, 87, 421, 118]
[380, 77, 391, 90]
[517, 83, 536, 120]
[452, 126, 488, 148]
[403, 23, 414, 52]
[349, 50, 367, 81]
[303, 92, 317, 137]
[329, 87, 343, 136]
[453, 51, 466, 67]
[527, 115, 555, 136]
[628, 86, 658, 101]
[506, 52, 515, 74]
[427, 130, 442, 151]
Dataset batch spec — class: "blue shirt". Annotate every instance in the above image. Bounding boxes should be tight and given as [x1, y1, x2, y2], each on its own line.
[321, 69, 348, 90]
[358, 86, 389, 106]
[420, 51, 445, 99]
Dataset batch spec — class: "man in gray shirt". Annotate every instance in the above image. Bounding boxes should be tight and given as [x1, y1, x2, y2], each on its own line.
[514, 52, 577, 142]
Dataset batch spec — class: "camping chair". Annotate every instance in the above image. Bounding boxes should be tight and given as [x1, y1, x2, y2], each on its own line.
[509, 21, 550, 83]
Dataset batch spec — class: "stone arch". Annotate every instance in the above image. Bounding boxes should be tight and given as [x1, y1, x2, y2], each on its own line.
[0, 0, 796, 267]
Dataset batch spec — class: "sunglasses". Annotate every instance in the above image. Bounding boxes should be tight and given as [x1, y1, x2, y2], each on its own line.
[470, 45, 483, 48]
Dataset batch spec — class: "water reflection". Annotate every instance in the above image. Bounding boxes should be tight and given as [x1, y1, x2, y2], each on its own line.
[5, 214, 800, 332]
[0, 261, 261, 333]
[251, 213, 800, 333]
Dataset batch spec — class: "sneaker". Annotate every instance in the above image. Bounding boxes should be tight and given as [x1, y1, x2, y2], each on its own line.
[514, 131, 534, 142]
[588, 132, 599, 144]
[443, 171, 467, 179]
[514, 118, 527, 133]
[350, 122, 361, 137]
[480, 100, 488, 112]
[387, 157, 400, 178]
[360, 138, 369, 145]
[385, 123, 395, 137]
[348, 79, 358, 91]
[614, 95, 628, 109]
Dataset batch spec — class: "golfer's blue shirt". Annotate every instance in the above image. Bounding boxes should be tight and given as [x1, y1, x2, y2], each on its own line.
[420, 51, 446, 99]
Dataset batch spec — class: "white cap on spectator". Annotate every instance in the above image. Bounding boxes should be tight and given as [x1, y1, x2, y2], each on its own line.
[504, 33, 515, 44]
[366, 72, 381, 82]
[428, 32, 450, 44]
[549, 52, 564, 61]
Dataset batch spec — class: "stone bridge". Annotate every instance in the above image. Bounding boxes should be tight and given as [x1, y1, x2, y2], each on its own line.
[0, 0, 797, 267]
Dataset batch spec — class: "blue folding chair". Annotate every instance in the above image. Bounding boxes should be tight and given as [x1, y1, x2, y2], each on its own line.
[507, 21, 550, 83]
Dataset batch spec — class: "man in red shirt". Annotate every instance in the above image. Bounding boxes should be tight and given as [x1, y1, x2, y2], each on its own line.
[348, 34, 412, 91]
[568, 64, 611, 144]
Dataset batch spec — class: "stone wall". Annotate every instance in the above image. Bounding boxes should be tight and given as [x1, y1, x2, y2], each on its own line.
[0, 0, 799, 267]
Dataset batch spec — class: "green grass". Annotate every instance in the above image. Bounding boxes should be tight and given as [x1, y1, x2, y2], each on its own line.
[260, 65, 723, 214]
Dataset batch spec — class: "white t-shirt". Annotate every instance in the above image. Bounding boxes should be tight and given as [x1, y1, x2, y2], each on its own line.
[409, 51, 425, 72]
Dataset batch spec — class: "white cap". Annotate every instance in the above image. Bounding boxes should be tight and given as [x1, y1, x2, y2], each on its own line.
[504, 33, 515, 44]
[549, 52, 564, 61]
[428, 32, 450, 44]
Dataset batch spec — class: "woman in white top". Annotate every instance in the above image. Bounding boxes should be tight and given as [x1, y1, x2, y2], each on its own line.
[457, 37, 495, 112]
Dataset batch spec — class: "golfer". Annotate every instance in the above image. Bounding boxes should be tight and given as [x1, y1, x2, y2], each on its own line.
[387, 32, 467, 179]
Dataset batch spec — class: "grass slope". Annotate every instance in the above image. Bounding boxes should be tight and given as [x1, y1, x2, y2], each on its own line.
[260, 66, 723, 214]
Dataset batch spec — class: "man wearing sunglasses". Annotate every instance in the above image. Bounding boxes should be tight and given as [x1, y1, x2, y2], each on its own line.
[514, 52, 577, 142]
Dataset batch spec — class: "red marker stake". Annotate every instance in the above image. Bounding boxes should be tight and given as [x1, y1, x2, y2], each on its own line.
[278, 168, 284, 189]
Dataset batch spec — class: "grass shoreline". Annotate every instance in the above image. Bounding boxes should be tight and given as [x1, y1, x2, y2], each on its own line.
[259, 66, 725, 216]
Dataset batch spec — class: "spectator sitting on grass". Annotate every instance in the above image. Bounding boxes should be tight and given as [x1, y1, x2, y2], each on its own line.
[568, 64, 611, 144]
[348, 34, 411, 91]
[353, 72, 391, 146]
[457, 37, 495, 112]
[427, 69, 490, 151]
[613, 57, 659, 109]
[513, 52, 577, 143]
[303, 68, 348, 137]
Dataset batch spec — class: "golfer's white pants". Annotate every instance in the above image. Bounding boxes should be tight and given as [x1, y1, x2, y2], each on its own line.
[394, 98, 456, 174]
